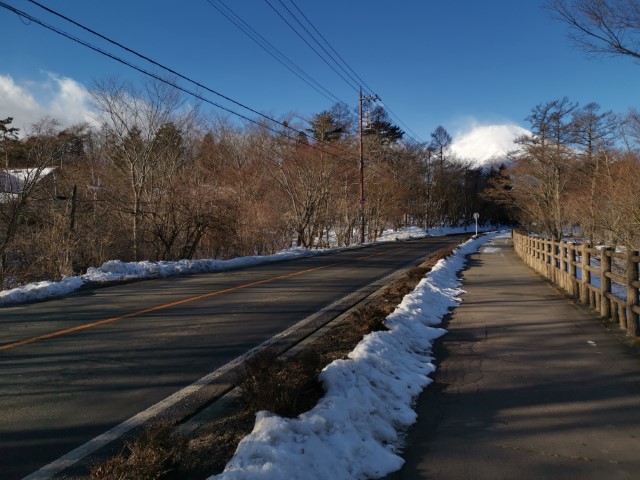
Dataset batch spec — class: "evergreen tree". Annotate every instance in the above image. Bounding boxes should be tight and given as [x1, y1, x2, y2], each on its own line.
[307, 102, 354, 142]
[307, 111, 345, 142]
[0, 117, 20, 168]
[364, 106, 404, 145]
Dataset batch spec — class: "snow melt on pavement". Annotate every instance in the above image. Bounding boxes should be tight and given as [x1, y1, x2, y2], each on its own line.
[0, 224, 495, 306]
[210, 231, 506, 480]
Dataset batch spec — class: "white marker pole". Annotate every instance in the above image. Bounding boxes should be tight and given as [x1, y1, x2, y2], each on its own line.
[473, 212, 479, 237]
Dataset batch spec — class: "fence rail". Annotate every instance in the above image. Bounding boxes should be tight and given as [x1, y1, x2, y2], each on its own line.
[512, 230, 640, 337]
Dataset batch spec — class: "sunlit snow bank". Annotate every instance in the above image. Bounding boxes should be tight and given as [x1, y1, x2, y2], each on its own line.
[0, 249, 324, 306]
[0, 224, 497, 307]
[210, 231, 507, 480]
[375, 224, 497, 242]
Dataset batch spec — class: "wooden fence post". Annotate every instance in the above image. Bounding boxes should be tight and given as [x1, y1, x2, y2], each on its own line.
[561, 241, 569, 293]
[600, 247, 612, 318]
[626, 250, 639, 337]
[580, 243, 590, 304]
[558, 240, 565, 291]
[569, 244, 577, 297]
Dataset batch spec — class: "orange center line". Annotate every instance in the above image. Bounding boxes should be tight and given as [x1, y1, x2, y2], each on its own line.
[0, 247, 405, 352]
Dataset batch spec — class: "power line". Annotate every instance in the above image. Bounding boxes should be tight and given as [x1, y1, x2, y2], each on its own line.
[212, 0, 419, 152]
[285, 0, 376, 95]
[379, 101, 425, 146]
[207, 0, 417, 150]
[15, 0, 357, 159]
[204, 0, 345, 105]
[274, 0, 363, 91]
[206, 0, 418, 151]
[22, 0, 293, 135]
[15, 0, 426, 158]
[262, 0, 360, 93]
[271, 0, 427, 145]
[0, 0, 354, 163]
[4, 4, 266, 130]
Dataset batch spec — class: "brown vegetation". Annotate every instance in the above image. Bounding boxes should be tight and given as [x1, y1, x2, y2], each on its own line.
[488, 99, 640, 249]
[1, 78, 504, 290]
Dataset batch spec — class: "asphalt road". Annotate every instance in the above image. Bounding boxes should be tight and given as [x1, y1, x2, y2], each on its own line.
[0, 235, 465, 479]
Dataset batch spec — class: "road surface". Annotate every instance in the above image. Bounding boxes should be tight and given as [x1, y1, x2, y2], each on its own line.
[0, 235, 464, 479]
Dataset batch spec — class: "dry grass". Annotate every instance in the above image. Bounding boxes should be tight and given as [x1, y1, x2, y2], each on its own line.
[181, 411, 256, 478]
[89, 243, 462, 479]
[238, 348, 324, 418]
[352, 303, 392, 333]
[90, 424, 188, 480]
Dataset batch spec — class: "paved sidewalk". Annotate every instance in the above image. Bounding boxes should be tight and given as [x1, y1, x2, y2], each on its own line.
[386, 236, 640, 480]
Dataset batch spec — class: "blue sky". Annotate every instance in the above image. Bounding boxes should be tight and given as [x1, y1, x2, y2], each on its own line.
[1, 0, 639, 144]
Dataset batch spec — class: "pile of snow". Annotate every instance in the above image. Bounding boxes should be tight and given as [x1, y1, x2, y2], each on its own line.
[0, 277, 86, 305]
[0, 249, 323, 306]
[451, 124, 528, 167]
[377, 224, 492, 242]
[82, 249, 323, 283]
[0, 225, 498, 307]
[211, 231, 505, 480]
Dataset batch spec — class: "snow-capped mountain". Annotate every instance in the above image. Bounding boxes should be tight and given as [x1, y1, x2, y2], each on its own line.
[451, 124, 528, 167]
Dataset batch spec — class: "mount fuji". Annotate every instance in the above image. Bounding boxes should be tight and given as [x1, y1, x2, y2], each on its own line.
[451, 124, 529, 167]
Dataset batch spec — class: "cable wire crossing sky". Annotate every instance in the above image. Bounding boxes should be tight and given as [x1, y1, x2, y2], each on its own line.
[1, 0, 639, 163]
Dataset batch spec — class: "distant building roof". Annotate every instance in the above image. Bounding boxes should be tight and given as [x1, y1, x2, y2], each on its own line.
[0, 168, 56, 194]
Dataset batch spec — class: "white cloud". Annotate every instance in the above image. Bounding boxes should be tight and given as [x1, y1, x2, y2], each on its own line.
[0, 75, 42, 133]
[451, 123, 529, 167]
[0, 73, 93, 134]
[47, 74, 94, 127]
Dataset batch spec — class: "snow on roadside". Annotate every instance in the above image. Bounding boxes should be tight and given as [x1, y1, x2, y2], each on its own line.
[0, 249, 323, 306]
[0, 225, 497, 307]
[0, 276, 86, 306]
[210, 231, 506, 480]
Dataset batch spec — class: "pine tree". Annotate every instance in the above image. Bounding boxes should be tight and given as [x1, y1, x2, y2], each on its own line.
[0, 117, 20, 168]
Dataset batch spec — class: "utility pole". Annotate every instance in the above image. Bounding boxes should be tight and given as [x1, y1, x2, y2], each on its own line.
[359, 86, 379, 244]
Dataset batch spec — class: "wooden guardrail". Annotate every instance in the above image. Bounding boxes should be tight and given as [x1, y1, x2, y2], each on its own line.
[512, 230, 640, 337]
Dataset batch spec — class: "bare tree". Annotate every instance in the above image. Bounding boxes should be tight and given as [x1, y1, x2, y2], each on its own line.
[548, 0, 640, 60]
[600, 150, 640, 247]
[269, 142, 338, 248]
[430, 126, 452, 170]
[0, 118, 63, 286]
[570, 103, 619, 242]
[510, 99, 578, 240]
[90, 77, 194, 261]
[622, 108, 640, 149]
[428, 126, 454, 225]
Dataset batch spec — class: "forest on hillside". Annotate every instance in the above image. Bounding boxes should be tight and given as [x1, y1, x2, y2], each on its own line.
[4, 75, 640, 292]
[0, 77, 509, 289]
